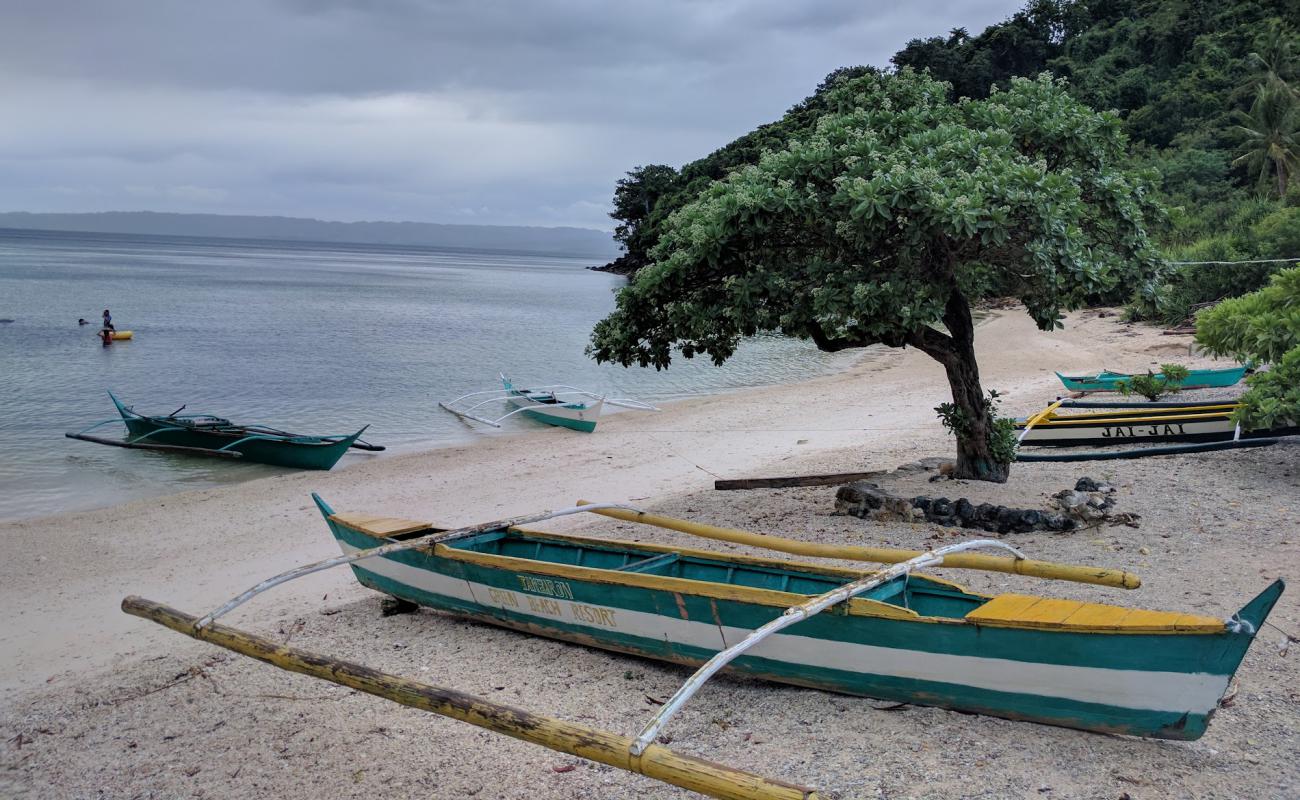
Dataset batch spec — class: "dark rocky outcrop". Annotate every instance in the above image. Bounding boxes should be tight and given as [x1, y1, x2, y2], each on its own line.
[835, 472, 1128, 534]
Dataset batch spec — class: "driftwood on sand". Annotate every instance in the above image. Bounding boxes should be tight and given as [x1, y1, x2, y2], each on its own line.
[713, 470, 889, 490]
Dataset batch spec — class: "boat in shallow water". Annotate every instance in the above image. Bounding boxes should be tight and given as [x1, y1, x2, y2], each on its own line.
[314, 497, 1281, 741]
[1055, 365, 1248, 393]
[65, 391, 383, 469]
[439, 374, 658, 433]
[501, 375, 604, 432]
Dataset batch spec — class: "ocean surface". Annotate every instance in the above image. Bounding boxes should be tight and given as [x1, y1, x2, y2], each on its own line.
[0, 228, 860, 521]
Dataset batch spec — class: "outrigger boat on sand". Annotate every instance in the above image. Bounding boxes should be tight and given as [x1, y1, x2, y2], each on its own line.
[1056, 365, 1248, 394]
[66, 391, 384, 469]
[121, 499, 1282, 798]
[439, 374, 659, 433]
[1014, 398, 1299, 460]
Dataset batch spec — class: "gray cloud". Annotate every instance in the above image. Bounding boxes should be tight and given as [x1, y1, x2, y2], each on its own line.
[0, 1, 1023, 229]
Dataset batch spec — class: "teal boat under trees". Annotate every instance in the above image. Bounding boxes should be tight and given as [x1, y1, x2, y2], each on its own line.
[65, 392, 383, 470]
[309, 498, 1281, 742]
[1056, 365, 1248, 393]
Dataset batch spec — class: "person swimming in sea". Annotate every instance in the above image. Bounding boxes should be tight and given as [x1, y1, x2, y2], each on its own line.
[99, 328, 113, 346]
[78, 318, 89, 325]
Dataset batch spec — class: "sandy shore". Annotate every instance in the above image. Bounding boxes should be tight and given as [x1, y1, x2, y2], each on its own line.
[2, 308, 1296, 799]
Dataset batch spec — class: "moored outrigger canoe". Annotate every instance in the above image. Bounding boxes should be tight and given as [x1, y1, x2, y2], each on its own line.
[312, 500, 1278, 742]
[66, 391, 384, 469]
[438, 374, 659, 433]
[1056, 365, 1248, 393]
[121, 499, 1283, 798]
[1015, 398, 1300, 449]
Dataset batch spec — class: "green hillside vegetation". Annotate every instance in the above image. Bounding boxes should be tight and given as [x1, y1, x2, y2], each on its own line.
[605, 0, 1299, 325]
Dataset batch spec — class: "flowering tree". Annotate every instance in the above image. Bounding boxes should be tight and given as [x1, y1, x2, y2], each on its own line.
[590, 70, 1163, 481]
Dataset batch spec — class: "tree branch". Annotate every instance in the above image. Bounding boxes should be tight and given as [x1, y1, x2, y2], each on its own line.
[904, 324, 956, 363]
[807, 321, 883, 352]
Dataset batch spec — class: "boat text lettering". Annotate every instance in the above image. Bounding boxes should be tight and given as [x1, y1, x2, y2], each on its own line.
[570, 603, 617, 627]
[526, 595, 564, 617]
[486, 587, 519, 608]
[1101, 423, 1187, 438]
[516, 575, 575, 599]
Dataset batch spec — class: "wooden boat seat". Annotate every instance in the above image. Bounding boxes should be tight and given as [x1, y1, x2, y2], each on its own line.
[330, 513, 430, 539]
[966, 594, 1224, 633]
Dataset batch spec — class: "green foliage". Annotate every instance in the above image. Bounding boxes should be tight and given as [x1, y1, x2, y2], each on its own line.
[590, 70, 1162, 369]
[936, 391, 1019, 466]
[1127, 198, 1299, 324]
[603, 67, 875, 275]
[892, 0, 1068, 101]
[1197, 267, 1300, 428]
[609, 165, 681, 273]
[889, 0, 1300, 323]
[590, 70, 1161, 477]
[1253, 206, 1300, 255]
[1227, 348, 1300, 430]
[1197, 267, 1300, 364]
[1114, 364, 1191, 401]
[1232, 81, 1300, 197]
[605, 1, 1299, 332]
[891, 0, 1292, 157]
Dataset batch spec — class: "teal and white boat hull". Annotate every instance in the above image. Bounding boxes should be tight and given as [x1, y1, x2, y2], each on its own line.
[1056, 365, 1248, 393]
[318, 500, 1281, 741]
[65, 391, 378, 469]
[503, 379, 602, 433]
[439, 375, 660, 434]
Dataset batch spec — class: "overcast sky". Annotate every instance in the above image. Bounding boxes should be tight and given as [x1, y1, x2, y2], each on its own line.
[0, 1, 1024, 230]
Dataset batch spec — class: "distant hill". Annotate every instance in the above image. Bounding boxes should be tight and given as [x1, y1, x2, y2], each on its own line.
[0, 211, 620, 258]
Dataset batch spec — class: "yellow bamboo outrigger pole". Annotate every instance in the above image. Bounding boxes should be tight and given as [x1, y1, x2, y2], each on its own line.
[576, 501, 1140, 589]
[1016, 398, 1065, 441]
[122, 597, 822, 800]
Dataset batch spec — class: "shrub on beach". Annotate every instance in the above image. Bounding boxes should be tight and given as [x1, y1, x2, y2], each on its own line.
[1196, 267, 1300, 430]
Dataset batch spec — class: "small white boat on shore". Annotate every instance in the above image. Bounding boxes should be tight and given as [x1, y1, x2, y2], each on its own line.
[438, 374, 659, 433]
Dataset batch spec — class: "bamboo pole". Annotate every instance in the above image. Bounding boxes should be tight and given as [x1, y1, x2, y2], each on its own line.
[122, 597, 821, 800]
[576, 502, 1140, 590]
[64, 432, 244, 458]
[1016, 398, 1065, 443]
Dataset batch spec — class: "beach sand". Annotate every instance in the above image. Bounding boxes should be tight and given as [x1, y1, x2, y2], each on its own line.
[2, 308, 1296, 799]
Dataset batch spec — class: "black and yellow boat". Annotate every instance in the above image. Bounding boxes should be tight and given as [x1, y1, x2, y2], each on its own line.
[1015, 398, 1298, 461]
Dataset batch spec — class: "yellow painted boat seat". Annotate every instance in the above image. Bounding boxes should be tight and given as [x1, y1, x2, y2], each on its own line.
[966, 594, 1224, 633]
[331, 513, 430, 538]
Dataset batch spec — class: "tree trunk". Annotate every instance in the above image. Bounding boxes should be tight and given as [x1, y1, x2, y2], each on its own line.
[942, 294, 1009, 482]
[908, 290, 1010, 483]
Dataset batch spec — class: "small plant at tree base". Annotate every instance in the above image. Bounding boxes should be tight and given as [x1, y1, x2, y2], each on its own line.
[1115, 364, 1192, 401]
[935, 390, 1018, 467]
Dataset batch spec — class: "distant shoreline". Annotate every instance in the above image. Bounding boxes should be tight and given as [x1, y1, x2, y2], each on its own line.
[0, 209, 619, 259]
[0, 225, 615, 263]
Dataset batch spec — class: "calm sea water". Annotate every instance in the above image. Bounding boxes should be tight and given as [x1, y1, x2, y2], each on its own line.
[0, 228, 859, 520]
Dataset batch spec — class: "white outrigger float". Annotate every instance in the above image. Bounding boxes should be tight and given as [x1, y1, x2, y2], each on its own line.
[438, 374, 659, 433]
